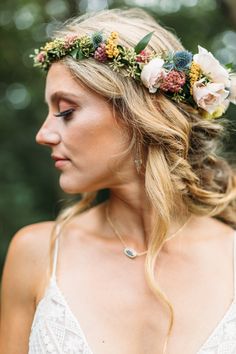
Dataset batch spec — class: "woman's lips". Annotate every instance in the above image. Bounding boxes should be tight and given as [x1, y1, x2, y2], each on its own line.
[54, 159, 70, 168]
[51, 155, 70, 169]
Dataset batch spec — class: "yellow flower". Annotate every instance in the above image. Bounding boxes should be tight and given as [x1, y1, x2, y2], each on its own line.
[201, 110, 213, 120]
[106, 44, 117, 58]
[211, 105, 225, 118]
[105, 32, 120, 58]
[189, 61, 201, 94]
[111, 31, 118, 40]
[113, 48, 119, 57]
[201, 106, 225, 120]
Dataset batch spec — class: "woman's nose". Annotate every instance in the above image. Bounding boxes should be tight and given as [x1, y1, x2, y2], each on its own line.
[35, 117, 60, 146]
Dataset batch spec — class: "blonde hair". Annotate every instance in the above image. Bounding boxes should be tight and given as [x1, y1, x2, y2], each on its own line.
[47, 8, 236, 353]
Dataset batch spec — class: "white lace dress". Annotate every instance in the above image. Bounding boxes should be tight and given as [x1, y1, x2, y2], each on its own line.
[28, 231, 236, 354]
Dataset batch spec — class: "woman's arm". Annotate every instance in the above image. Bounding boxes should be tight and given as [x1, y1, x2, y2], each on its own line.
[0, 222, 54, 354]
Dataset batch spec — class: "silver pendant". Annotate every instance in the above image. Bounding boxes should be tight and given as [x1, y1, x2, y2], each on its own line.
[124, 247, 137, 259]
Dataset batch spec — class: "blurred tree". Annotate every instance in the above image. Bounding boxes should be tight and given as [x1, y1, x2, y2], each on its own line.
[218, 0, 236, 28]
[0, 0, 235, 276]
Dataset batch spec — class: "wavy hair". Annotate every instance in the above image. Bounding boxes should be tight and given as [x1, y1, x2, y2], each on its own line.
[46, 8, 236, 353]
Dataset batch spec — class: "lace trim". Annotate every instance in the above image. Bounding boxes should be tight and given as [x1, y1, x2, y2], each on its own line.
[28, 278, 93, 354]
[29, 276, 236, 354]
[197, 300, 236, 353]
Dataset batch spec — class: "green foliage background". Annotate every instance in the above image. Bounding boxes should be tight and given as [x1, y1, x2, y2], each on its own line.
[0, 0, 236, 276]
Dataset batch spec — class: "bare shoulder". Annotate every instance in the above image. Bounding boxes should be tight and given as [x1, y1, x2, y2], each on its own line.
[0, 221, 55, 353]
[190, 215, 236, 261]
[212, 216, 236, 255]
[2, 221, 55, 300]
[200, 215, 235, 241]
[6, 221, 55, 268]
[9, 221, 55, 256]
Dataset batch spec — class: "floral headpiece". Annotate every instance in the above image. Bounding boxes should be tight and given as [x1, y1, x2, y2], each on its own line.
[30, 31, 236, 119]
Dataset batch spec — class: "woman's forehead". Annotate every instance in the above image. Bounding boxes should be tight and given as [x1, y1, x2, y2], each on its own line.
[45, 63, 112, 107]
[45, 63, 88, 102]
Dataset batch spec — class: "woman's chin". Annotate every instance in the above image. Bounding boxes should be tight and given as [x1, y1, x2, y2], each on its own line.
[58, 177, 78, 194]
[59, 178, 92, 194]
[59, 181, 81, 194]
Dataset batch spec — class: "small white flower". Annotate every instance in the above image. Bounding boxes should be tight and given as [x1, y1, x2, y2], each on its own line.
[229, 73, 236, 104]
[140, 57, 166, 93]
[193, 46, 230, 87]
[192, 80, 229, 114]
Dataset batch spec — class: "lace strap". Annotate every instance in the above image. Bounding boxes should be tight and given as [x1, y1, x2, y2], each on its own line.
[51, 224, 61, 279]
[234, 231, 236, 297]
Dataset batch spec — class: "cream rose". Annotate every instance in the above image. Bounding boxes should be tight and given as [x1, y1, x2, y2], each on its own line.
[140, 58, 166, 93]
[192, 80, 229, 114]
[229, 73, 236, 104]
[193, 46, 230, 88]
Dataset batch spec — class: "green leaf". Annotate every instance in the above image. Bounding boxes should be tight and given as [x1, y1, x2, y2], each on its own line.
[134, 31, 154, 54]
[78, 49, 84, 60]
[70, 48, 79, 59]
[225, 62, 234, 71]
[117, 44, 124, 52]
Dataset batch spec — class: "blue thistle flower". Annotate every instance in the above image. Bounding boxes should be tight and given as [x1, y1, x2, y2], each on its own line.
[173, 51, 193, 70]
[91, 32, 103, 49]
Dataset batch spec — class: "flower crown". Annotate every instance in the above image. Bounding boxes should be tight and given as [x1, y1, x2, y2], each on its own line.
[30, 31, 236, 119]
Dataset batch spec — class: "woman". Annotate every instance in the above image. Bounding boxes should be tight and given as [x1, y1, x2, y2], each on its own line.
[1, 7, 236, 354]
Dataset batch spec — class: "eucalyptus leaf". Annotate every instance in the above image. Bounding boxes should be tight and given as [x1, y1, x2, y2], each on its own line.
[134, 31, 154, 54]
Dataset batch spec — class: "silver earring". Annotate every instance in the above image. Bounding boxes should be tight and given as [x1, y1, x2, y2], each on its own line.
[134, 141, 143, 174]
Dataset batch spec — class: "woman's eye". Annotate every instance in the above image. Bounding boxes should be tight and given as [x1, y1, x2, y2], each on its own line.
[53, 108, 75, 120]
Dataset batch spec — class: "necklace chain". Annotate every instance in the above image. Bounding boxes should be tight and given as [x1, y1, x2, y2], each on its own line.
[105, 203, 192, 259]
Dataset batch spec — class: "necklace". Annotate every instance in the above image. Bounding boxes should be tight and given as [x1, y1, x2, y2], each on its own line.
[105, 203, 192, 259]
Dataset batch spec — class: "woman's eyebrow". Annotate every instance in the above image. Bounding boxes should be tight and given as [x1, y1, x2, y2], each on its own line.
[44, 91, 82, 104]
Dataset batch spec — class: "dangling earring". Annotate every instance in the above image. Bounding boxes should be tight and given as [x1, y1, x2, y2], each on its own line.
[134, 140, 143, 174]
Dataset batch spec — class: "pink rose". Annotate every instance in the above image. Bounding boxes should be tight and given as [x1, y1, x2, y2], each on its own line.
[193, 80, 229, 114]
[36, 52, 46, 63]
[64, 34, 78, 49]
[141, 57, 166, 93]
[193, 46, 230, 88]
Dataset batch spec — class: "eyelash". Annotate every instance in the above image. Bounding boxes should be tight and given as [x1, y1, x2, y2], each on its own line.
[54, 108, 75, 120]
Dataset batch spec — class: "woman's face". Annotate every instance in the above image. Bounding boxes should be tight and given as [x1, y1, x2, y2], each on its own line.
[36, 62, 135, 194]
